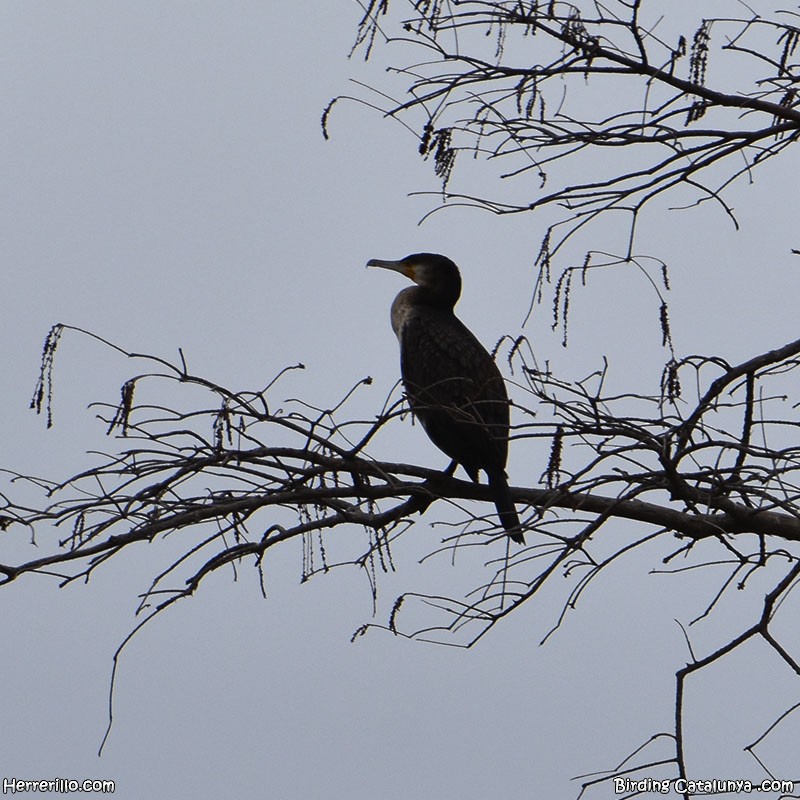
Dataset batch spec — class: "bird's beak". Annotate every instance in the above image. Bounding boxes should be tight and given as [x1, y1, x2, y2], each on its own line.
[367, 258, 416, 281]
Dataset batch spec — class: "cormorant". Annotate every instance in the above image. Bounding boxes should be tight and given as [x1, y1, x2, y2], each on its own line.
[368, 253, 524, 544]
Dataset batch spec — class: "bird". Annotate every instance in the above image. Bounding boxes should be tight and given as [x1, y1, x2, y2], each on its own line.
[368, 252, 524, 544]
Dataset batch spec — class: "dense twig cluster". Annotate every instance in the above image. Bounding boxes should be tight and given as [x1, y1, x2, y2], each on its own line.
[332, 1, 800, 338]
[3, 323, 800, 783]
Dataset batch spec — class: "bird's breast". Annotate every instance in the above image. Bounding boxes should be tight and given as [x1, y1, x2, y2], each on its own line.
[389, 287, 420, 339]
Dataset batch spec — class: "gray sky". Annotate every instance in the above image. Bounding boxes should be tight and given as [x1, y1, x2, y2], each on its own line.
[2, 3, 799, 797]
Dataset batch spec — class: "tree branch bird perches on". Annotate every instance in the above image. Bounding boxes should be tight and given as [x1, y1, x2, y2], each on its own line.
[368, 253, 524, 544]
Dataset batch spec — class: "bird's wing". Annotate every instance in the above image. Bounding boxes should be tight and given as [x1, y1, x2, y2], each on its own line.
[399, 307, 509, 473]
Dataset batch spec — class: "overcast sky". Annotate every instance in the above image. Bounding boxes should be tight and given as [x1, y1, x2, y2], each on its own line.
[2, 3, 799, 798]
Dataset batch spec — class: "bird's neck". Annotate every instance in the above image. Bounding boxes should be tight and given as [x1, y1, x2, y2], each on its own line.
[409, 284, 459, 311]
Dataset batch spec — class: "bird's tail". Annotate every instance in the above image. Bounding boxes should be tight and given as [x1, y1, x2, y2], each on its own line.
[487, 470, 525, 545]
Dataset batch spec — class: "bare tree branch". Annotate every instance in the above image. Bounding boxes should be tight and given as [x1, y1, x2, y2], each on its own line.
[5, 316, 800, 780]
[337, 2, 800, 336]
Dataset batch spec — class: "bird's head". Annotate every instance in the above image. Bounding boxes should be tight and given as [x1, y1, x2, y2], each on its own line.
[367, 253, 462, 307]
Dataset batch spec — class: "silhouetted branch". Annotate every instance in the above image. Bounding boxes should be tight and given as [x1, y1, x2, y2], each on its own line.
[337, 2, 800, 335]
[5, 319, 800, 779]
